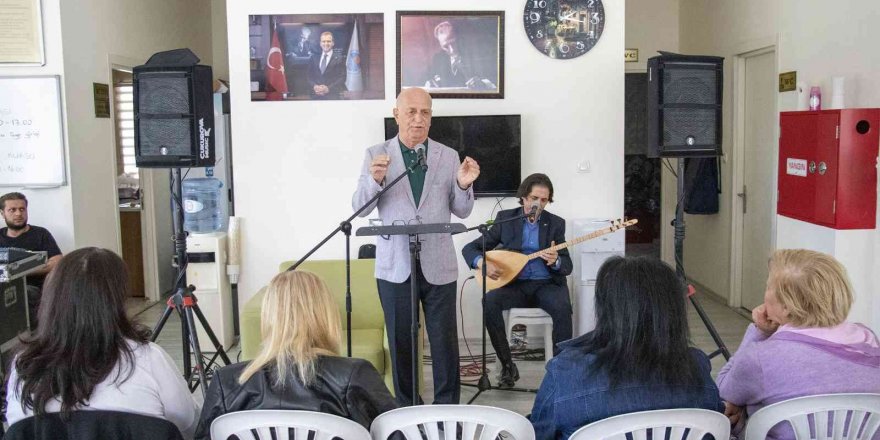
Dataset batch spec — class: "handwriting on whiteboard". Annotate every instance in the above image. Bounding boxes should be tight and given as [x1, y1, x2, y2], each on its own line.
[0, 76, 66, 185]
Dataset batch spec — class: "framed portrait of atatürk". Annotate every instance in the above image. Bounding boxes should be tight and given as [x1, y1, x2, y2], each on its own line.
[397, 11, 504, 99]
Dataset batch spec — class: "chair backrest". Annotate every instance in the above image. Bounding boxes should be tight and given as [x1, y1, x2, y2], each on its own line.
[210, 410, 371, 440]
[358, 244, 376, 259]
[370, 405, 535, 440]
[279, 259, 384, 330]
[4, 410, 183, 440]
[744, 393, 880, 440]
[569, 409, 730, 440]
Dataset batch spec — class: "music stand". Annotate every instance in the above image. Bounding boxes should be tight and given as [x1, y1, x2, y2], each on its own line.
[357, 222, 466, 406]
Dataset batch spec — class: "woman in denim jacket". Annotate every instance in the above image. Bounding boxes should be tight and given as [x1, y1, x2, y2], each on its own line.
[530, 256, 724, 439]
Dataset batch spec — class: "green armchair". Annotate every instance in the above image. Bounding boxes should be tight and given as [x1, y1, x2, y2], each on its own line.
[239, 259, 422, 395]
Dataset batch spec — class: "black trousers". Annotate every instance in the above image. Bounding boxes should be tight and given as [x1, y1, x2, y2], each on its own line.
[483, 279, 572, 366]
[377, 264, 460, 406]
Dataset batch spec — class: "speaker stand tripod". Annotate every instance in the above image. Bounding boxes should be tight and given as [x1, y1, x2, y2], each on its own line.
[150, 168, 232, 396]
[673, 158, 730, 360]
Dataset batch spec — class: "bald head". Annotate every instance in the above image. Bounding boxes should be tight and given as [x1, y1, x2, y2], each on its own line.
[393, 88, 433, 148]
[395, 87, 432, 109]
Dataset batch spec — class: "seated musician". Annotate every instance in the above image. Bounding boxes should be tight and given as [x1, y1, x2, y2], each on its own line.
[0, 192, 63, 330]
[461, 173, 572, 388]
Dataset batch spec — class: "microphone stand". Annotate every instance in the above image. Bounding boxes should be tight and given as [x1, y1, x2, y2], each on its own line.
[457, 206, 541, 403]
[288, 154, 425, 357]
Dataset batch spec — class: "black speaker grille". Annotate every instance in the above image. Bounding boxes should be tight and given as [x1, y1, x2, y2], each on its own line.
[138, 76, 191, 114]
[138, 119, 192, 156]
[662, 67, 717, 105]
[663, 107, 717, 146]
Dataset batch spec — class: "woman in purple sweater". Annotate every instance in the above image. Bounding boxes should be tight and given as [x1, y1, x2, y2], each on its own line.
[718, 249, 880, 439]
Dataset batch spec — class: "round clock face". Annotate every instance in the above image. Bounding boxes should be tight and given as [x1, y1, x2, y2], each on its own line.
[523, 0, 605, 59]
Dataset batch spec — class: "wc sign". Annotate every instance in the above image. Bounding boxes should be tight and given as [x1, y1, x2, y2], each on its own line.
[786, 158, 807, 177]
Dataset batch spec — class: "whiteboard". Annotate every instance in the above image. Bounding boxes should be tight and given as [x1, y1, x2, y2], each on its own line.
[0, 76, 66, 186]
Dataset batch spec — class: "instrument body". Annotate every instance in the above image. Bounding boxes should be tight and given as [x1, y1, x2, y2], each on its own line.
[475, 219, 637, 290]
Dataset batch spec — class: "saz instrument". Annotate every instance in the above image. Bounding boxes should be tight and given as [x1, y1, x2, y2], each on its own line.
[475, 218, 638, 290]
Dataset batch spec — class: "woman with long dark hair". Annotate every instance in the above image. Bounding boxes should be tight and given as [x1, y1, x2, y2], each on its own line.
[530, 256, 723, 439]
[5, 247, 199, 437]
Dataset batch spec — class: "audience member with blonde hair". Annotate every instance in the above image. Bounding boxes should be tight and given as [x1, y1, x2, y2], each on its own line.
[194, 270, 396, 439]
[718, 249, 880, 439]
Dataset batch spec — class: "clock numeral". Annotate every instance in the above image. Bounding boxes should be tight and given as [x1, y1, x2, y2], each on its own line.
[591, 12, 601, 24]
[536, 29, 543, 38]
[559, 43, 571, 54]
[587, 0, 596, 7]
[576, 41, 585, 50]
[544, 41, 552, 52]
[532, 0, 547, 8]
[529, 11, 541, 24]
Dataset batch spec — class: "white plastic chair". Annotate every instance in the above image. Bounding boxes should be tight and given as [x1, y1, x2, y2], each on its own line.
[210, 410, 371, 440]
[568, 408, 730, 440]
[504, 308, 554, 363]
[370, 404, 535, 440]
[744, 393, 880, 440]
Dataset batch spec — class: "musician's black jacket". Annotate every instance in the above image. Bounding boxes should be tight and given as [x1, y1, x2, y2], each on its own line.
[461, 207, 573, 287]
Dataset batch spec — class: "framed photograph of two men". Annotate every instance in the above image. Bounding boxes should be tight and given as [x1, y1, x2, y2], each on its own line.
[248, 13, 385, 101]
[397, 11, 505, 99]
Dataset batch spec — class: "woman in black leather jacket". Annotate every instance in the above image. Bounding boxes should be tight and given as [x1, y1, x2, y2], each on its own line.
[194, 270, 397, 439]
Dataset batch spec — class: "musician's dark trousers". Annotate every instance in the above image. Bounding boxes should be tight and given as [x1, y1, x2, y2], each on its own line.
[377, 263, 460, 406]
[484, 279, 572, 366]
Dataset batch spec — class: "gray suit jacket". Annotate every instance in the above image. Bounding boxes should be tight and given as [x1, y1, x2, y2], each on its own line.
[352, 136, 474, 285]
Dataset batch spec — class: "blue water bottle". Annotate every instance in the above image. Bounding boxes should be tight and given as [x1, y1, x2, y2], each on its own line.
[182, 178, 224, 233]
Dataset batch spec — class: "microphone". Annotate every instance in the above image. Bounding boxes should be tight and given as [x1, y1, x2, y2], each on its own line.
[527, 203, 539, 221]
[415, 145, 428, 170]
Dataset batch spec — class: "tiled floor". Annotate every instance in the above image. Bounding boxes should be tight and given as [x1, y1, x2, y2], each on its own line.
[137, 289, 751, 412]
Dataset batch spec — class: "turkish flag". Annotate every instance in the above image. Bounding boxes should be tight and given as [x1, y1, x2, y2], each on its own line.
[265, 26, 288, 100]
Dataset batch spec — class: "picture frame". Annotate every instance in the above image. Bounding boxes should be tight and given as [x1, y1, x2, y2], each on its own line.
[0, 0, 46, 65]
[397, 11, 504, 99]
[248, 13, 385, 101]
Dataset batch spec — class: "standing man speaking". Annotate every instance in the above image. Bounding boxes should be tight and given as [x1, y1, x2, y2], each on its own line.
[352, 88, 479, 405]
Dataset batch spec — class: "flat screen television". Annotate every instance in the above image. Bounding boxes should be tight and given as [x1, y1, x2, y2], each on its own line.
[383, 115, 521, 197]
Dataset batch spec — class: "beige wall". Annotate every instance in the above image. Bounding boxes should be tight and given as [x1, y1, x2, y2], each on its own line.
[674, 0, 779, 300]
[59, 0, 214, 254]
[212, 0, 230, 81]
[0, 0, 75, 252]
[776, 0, 880, 330]
[625, 0, 680, 264]
[677, 0, 879, 330]
[625, 0, 679, 72]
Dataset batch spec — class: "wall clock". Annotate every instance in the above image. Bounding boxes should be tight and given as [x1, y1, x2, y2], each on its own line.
[523, 0, 605, 59]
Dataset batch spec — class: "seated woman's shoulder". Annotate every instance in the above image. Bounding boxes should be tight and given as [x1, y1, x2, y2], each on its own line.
[318, 355, 376, 371]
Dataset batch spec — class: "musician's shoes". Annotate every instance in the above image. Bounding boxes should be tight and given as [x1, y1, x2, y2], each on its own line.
[497, 362, 519, 389]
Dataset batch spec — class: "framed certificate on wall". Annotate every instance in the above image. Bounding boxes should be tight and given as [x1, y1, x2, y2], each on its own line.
[0, 0, 46, 65]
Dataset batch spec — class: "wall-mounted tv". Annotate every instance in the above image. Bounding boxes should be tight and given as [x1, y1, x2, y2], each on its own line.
[383, 114, 521, 198]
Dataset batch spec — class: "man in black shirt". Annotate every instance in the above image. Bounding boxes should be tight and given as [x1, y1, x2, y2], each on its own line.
[0, 192, 63, 329]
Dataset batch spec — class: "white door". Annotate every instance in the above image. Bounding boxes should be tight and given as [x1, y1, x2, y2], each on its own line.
[739, 50, 777, 310]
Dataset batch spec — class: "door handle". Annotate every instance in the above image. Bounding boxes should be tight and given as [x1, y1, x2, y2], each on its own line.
[737, 185, 747, 214]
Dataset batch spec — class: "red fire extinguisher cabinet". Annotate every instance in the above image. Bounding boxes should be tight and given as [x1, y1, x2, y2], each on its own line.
[778, 109, 879, 229]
